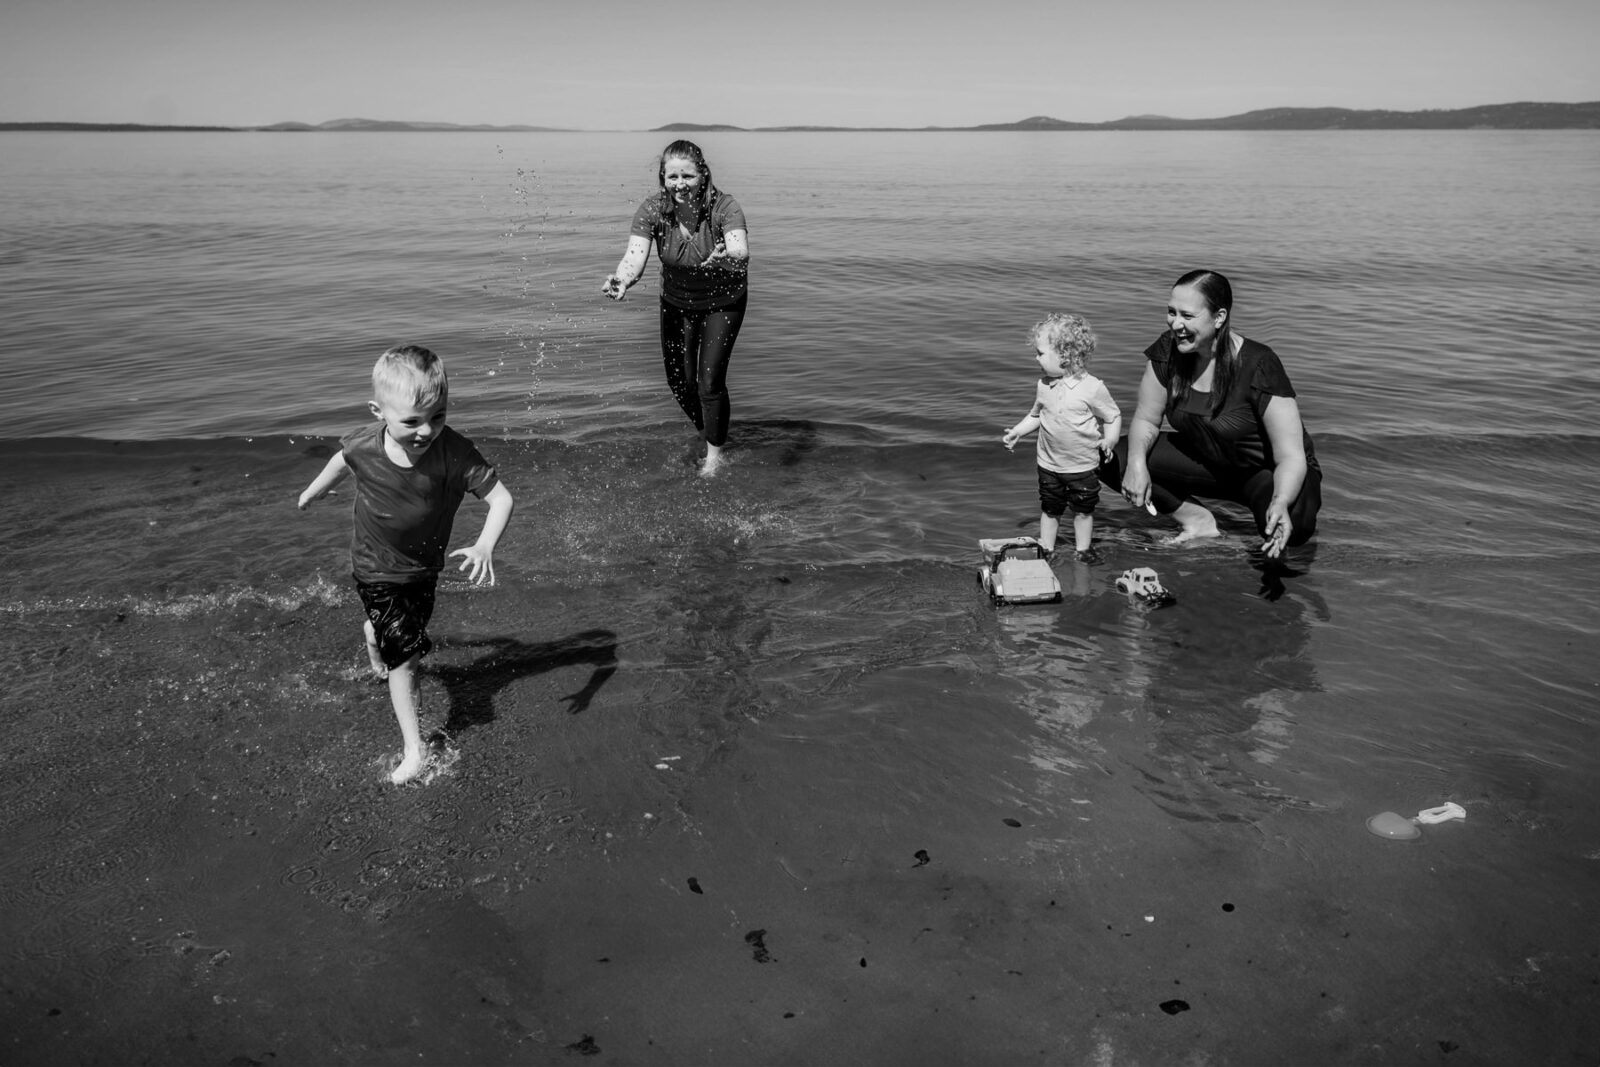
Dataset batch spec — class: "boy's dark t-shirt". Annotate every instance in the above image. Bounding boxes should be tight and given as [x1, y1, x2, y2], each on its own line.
[340, 423, 499, 584]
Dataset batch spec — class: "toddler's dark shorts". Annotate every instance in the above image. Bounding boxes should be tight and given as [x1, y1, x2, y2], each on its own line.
[355, 578, 437, 670]
[1038, 466, 1101, 518]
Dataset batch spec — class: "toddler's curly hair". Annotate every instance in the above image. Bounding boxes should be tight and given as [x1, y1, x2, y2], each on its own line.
[1032, 313, 1097, 375]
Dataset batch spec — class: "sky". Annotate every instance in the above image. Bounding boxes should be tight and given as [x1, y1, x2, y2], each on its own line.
[2, 0, 1596, 129]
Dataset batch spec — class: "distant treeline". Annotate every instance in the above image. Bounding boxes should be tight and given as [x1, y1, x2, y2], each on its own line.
[6, 102, 1599, 134]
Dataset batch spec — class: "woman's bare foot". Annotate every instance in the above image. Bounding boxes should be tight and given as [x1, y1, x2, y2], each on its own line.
[1168, 500, 1221, 544]
[390, 749, 426, 785]
[699, 443, 726, 478]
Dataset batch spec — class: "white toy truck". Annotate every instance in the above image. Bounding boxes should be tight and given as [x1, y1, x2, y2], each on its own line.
[977, 537, 1061, 605]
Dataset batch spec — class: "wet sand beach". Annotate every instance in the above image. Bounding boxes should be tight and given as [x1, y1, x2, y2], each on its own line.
[5, 440, 1598, 1066]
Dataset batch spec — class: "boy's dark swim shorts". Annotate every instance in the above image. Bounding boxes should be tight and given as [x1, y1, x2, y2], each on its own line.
[1037, 466, 1101, 518]
[355, 579, 437, 670]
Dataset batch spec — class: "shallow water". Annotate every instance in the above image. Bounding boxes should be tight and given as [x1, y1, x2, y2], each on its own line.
[2, 131, 1599, 1063]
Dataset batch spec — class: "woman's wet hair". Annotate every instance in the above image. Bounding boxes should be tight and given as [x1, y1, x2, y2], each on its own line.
[1170, 269, 1236, 415]
[657, 139, 717, 224]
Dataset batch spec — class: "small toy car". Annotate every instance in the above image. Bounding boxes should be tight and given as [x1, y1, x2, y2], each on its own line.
[977, 537, 1061, 605]
[1115, 567, 1175, 607]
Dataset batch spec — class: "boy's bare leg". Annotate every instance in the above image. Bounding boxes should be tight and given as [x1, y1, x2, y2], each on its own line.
[699, 441, 726, 478]
[387, 656, 426, 784]
[1073, 512, 1094, 553]
[1038, 512, 1060, 554]
[1170, 500, 1221, 544]
[362, 620, 388, 678]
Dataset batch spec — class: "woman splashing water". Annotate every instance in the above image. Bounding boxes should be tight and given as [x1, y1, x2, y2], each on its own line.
[601, 141, 750, 477]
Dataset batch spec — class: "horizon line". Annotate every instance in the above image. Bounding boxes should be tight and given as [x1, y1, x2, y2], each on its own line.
[3, 100, 1599, 134]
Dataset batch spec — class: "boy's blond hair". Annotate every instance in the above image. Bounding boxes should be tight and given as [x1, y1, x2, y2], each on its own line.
[373, 344, 448, 408]
[1032, 313, 1097, 376]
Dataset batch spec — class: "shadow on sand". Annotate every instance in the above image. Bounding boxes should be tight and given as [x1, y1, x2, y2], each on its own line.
[428, 628, 619, 735]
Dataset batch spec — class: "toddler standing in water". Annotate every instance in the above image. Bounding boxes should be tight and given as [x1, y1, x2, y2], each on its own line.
[298, 345, 514, 784]
[1002, 313, 1122, 562]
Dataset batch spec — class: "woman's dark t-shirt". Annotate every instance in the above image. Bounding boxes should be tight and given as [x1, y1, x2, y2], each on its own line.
[1145, 333, 1318, 476]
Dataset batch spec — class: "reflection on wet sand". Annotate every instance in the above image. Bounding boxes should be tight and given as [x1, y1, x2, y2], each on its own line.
[996, 553, 1331, 825]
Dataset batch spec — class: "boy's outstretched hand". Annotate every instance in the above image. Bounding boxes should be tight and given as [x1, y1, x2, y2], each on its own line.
[455, 482, 514, 586]
[451, 545, 496, 586]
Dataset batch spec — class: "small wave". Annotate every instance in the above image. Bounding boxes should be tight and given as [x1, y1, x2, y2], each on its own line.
[0, 573, 349, 619]
[1326, 428, 1600, 457]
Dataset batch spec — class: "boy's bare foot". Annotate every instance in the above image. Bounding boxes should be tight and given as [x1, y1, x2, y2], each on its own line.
[390, 750, 426, 785]
[699, 445, 726, 478]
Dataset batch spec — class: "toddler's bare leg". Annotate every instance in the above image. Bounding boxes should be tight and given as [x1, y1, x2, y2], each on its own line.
[387, 657, 426, 784]
[1038, 512, 1060, 553]
[1073, 512, 1094, 552]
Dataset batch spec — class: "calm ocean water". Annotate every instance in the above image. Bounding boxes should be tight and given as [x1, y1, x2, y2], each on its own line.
[3, 130, 1599, 1062]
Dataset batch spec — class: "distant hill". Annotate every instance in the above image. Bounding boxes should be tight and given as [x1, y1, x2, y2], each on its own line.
[702, 101, 1600, 132]
[0, 121, 239, 132]
[255, 118, 569, 132]
[654, 122, 747, 133]
[1088, 101, 1600, 130]
[0, 118, 569, 133]
[972, 115, 1100, 131]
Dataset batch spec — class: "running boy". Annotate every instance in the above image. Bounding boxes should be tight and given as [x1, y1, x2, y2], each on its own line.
[1002, 313, 1121, 562]
[298, 344, 514, 784]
